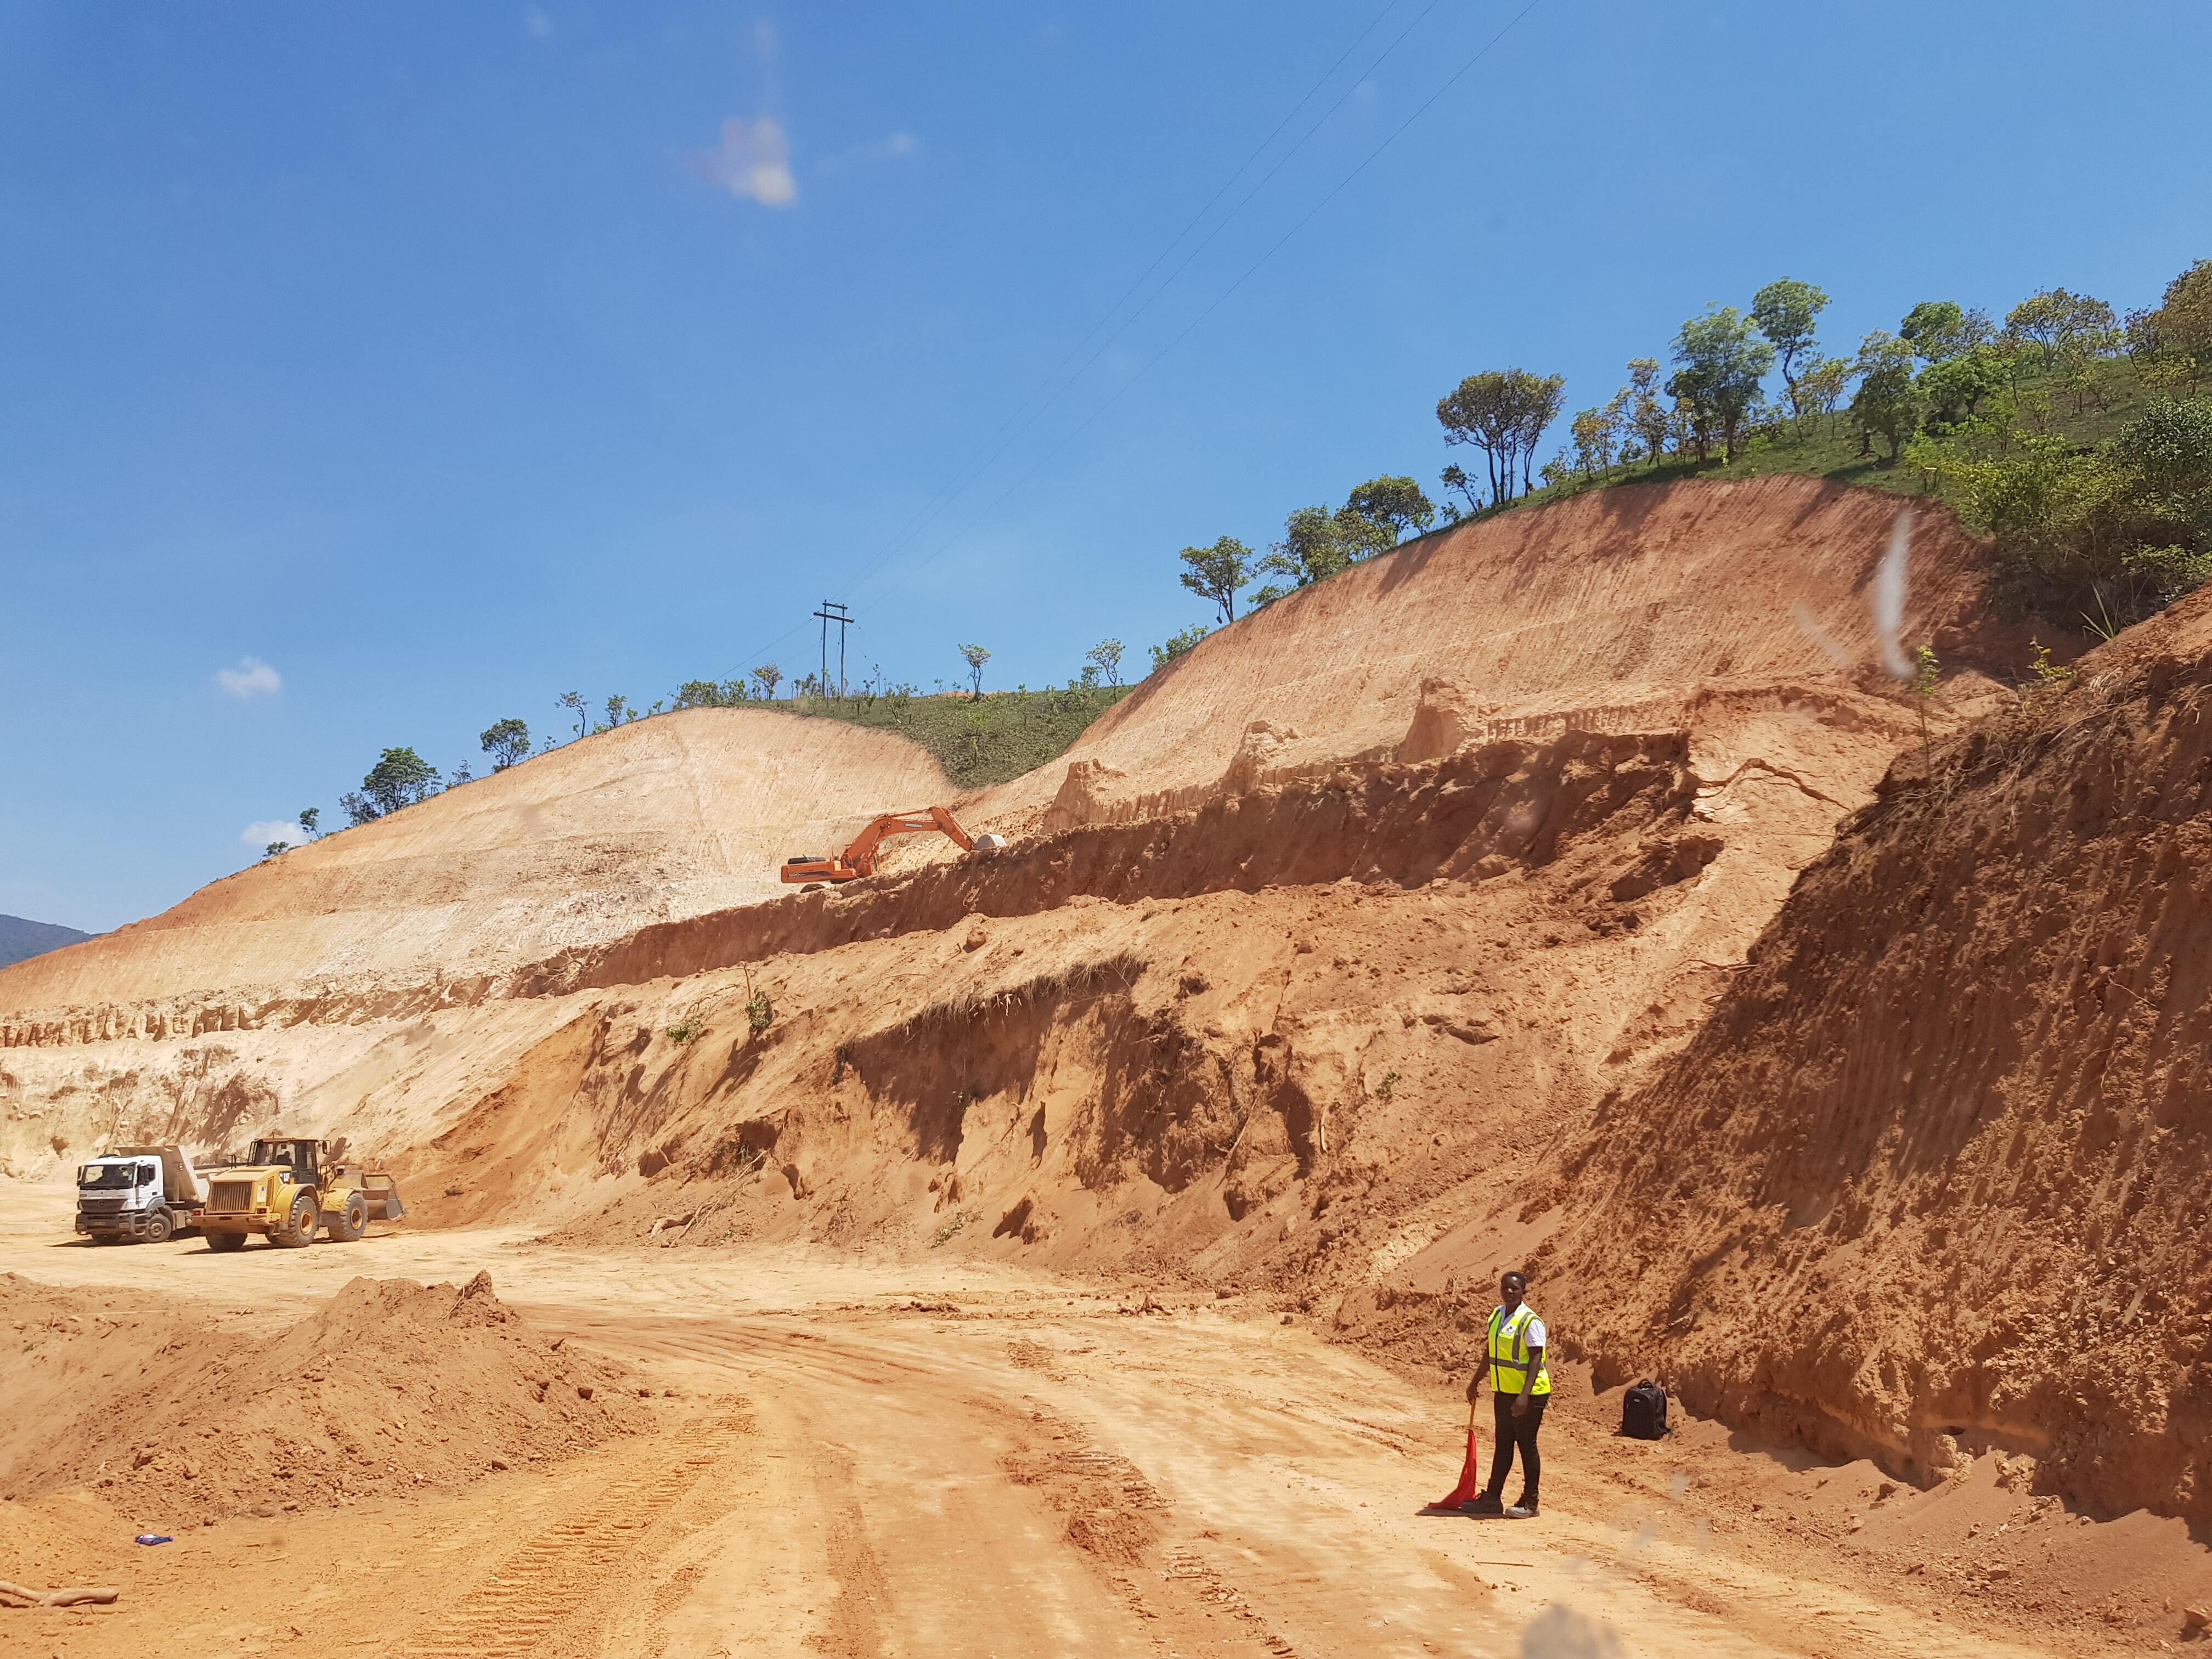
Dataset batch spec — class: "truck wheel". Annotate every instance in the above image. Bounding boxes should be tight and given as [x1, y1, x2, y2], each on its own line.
[273, 1192, 318, 1248]
[206, 1230, 247, 1253]
[142, 1209, 174, 1245]
[326, 1192, 369, 1242]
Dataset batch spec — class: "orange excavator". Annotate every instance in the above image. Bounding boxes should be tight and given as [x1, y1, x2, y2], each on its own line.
[781, 806, 998, 885]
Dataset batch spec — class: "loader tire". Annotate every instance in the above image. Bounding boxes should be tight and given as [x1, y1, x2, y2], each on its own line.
[273, 1192, 319, 1248]
[326, 1192, 369, 1242]
[142, 1209, 174, 1245]
[206, 1230, 247, 1253]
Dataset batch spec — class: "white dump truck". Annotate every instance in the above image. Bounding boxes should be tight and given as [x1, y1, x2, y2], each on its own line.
[74, 1145, 206, 1244]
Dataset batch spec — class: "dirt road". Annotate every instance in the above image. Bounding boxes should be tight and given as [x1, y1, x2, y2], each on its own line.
[0, 1187, 2115, 1656]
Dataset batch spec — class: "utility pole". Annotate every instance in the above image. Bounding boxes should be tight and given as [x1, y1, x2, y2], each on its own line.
[812, 601, 853, 698]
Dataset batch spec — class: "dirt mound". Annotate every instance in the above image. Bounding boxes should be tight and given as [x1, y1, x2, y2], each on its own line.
[0, 707, 951, 1017]
[0, 1271, 645, 1521]
[1538, 584, 2212, 1525]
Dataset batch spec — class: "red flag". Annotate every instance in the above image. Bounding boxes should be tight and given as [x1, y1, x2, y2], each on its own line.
[1434, 1403, 1482, 1508]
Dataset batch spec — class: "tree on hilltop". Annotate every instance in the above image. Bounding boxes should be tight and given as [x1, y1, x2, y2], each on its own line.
[1750, 279, 1829, 422]
[1438, 463, 1482, 517]
[751, 663, 783, 700]
[340, 747, 441, 825]
[479, 718, 532, 771]
[1850, 331, 1922, 460]
[1437, 368, 1566, 504]
[1177, 536, 1254, 624]
[1626, 358, 1672, 464]
[555, 691, 588, 741]
[1342, 476, 1435, 544]
[957, 643, 990, 698]
[1085, 639, 1124, 686]
[1568, 404, 1621, 476]
[673, 680, 750, 709]
[1670, 306, 1774, 463]
[1797, 356, 1854, 436]
[1899, 301, 1994, 365]
[1258, 505, 1351, 595]
[2132, 260, 2212, 381]
[2005, 288, 2117, 371]
[1918, 349, 2006, 428]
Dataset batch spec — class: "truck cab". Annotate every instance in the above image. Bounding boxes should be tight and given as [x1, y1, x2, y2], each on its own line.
[74, 1146, 204, 1244]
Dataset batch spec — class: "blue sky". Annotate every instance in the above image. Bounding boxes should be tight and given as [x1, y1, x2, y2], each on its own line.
[4, 1, 2208, 933]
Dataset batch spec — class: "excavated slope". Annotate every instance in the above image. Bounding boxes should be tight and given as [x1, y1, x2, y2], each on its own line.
[1541, 585, 2212, 1526]
[0, 475, 2013, 1292]
[981, 476, 2014, 830]
[0, 708, 951, 1014]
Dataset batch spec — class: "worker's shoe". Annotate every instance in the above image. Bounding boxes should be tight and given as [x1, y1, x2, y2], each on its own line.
[1460, 1492, 1504, 1516]
[1504, 1499, 1539, 1520]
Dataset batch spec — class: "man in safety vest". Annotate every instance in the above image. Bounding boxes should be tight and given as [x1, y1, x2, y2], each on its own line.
[1461, 1269, 1550, 1519]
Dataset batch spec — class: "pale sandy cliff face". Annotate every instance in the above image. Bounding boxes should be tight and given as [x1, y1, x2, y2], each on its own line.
[16, 475, 2188, 1532]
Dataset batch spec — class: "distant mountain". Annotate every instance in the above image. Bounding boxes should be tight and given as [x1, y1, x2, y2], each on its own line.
[0, 915, 94, 971]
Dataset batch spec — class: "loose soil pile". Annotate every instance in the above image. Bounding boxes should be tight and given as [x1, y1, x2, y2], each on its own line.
[0, 1270, 646, 1523]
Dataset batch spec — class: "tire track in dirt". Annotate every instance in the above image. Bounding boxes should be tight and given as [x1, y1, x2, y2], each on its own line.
[806, 1439, 891, 1658]
[390, 1415, 748, 1659]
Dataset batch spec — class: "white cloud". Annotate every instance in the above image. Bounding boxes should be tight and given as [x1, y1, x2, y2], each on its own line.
[243, 820, 305, 852]
[884, 132, 917, 157]
[523, 8, 553, 39]
[703, 116, 798, 207]
[216, 657, 281, 698]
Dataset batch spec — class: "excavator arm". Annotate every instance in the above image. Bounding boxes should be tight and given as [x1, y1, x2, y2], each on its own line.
[781, 806, 977, 884]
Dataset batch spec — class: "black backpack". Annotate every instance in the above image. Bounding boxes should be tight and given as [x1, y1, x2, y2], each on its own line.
[1622, 1379, 1669, 1440]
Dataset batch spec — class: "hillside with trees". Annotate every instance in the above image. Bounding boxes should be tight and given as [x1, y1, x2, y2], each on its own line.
[1163, 257, 2211, 649]
[271, 255, 2210, 864]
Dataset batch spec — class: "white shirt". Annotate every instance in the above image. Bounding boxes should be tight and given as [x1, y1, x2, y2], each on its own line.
[1496, 1305, 1546, 1350]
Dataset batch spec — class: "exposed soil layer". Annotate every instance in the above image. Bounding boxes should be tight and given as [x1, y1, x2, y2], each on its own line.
[16, 473, 2200, 1589]
[978, 475, 2028, 829]
[0, 709, 953, 1012]
[0, 1270, 646, 1522]
[1547, 585, 2212, 1527]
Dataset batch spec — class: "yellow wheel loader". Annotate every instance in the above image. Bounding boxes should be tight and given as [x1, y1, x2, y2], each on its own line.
[200, 1137, 405, 1252]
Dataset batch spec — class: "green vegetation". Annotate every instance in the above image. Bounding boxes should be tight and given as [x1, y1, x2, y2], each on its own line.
[478, 718, 532, 771]
[340, 747, 441, 826]
[1156, 255, 2211, 645]
[296, 256, 2212, 848]
[1437, 369, 1566, 505]
[1178, 536, 1254, 623]
[1148, 625, 1209, 673]
[778, 680, 1135, 789]
[956, 643, 991, 698]
[1513, 258, 2212, 634]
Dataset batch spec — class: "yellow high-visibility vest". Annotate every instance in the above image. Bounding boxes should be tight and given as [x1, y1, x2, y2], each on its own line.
[1488, 1304, 1551, 1396]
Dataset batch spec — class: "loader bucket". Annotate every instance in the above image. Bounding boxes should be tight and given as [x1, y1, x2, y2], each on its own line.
[364, 1176, 406, 1221]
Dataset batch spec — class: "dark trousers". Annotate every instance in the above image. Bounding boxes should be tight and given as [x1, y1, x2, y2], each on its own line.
[1486, 1391, 1547, 1504]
